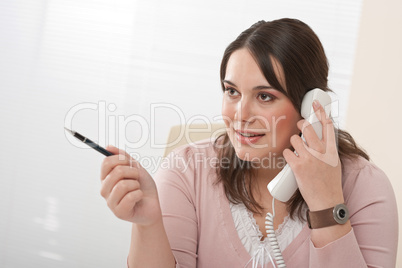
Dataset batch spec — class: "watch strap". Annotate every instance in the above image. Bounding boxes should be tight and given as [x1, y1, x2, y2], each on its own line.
[306, 204, 349, 229]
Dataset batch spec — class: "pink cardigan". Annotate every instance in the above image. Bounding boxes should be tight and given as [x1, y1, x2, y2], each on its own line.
[154, 139, 398, 267]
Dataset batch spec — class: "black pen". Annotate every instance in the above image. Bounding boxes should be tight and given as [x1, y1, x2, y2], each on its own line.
[64, 127, 114, 156]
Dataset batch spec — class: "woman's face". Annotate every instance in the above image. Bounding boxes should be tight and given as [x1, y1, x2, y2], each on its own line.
[221, 48, 301, 163]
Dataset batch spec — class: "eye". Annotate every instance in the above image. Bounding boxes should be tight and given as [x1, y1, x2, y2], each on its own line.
[258, 92, 274, 102]
[225, 87, 240, 97]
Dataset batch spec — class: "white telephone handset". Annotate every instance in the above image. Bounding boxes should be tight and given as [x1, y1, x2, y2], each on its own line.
[267, 88, 332, 202]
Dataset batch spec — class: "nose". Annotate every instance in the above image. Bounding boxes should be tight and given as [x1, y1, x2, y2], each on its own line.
[235, 97, 255, 124]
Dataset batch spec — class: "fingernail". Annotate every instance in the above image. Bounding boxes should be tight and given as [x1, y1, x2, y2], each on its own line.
[313, 100, 321, 109]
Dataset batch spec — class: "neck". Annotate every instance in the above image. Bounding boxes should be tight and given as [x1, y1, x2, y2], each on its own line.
[246, 162, 284, 205]
[256, 166, 282, 181]
[241, 154, 287, 210]
[252, 152, 286, 177]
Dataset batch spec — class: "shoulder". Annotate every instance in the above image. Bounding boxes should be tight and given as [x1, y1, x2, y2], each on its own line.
[341, 156, 395, 209]
[155, 138, 223, 210]
[341, 156, 389, 186]
[163, 138, 219, 169]
[155, 138, 220, 184]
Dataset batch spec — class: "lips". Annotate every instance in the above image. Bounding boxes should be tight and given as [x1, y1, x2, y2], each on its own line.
[234, 129, 265, 144]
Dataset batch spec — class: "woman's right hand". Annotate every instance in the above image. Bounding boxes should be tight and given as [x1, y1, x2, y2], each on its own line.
[100, 146, 162, 226]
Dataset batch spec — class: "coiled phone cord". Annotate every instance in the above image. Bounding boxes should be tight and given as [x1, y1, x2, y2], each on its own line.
[265, 198, 286, 268]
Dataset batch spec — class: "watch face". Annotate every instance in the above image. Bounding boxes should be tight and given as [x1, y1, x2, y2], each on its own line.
[338, 209, 346, 218]
[333, 204, 349, 224]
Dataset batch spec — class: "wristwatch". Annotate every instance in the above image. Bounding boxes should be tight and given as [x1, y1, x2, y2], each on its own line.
[306, 203, 349, 229]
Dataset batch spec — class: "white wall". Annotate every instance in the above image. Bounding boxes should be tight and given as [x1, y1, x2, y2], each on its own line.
[0, 0, 364, 267]
[346, 0, 402, 265]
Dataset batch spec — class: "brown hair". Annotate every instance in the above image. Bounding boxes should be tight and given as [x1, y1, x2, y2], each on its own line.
[215, 18, 369, 220]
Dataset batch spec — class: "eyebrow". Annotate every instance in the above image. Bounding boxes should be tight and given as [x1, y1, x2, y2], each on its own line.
[222, 80, 274, 90]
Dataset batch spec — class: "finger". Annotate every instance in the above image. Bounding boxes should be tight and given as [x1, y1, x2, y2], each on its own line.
[283, 149, 300, 170]
[312, 100, 333, 140]
[100, 147, 134, 182]
[106, 145, 131, 159]
[100, 165, 139, 199]
[323, 119, 339, 155]
[107, 145, 141, 170]
[283, 148, 299, 165]
[106, 145, 136, 163]
[107, 179, 141, 209]
[321, 114, 336, 144]
[289, 134, 308, 157]
[312, 100, 338, 149]
[113, 190, 144, 220]
[297, 119, 323, 152]
[100, 155, 130, 182]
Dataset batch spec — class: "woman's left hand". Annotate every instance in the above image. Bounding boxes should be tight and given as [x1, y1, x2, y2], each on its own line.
[283, 100, 344, 211]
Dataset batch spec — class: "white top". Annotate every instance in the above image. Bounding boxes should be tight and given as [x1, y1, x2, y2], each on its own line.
[230, 202, 306, 266]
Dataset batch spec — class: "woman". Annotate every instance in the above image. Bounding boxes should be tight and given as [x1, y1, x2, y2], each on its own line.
[100, 19, 398, 267]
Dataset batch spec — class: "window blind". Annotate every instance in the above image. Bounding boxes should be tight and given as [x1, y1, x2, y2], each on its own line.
[0, 0, 362, 266]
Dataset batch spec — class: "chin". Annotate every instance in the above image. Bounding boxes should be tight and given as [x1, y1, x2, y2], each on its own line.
[233, 147, 269, 162]
[232, 145, 287, 170]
